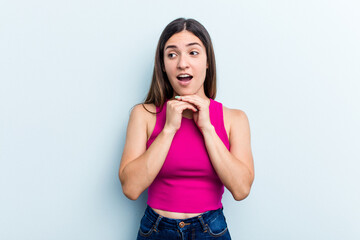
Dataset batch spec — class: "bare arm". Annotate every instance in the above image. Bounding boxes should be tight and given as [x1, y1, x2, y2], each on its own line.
[119, 105, 175, 200]
[173, 95, 254, 201]
[119, 101, 197, 200]
[202, 109, 254, 201]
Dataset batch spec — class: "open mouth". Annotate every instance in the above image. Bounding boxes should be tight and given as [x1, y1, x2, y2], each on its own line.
[177, 74, 193, 81]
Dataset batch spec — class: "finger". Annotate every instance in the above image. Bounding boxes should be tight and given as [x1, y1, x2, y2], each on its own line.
[173, 101, 198, 112]
[168, 100, 195, 110]
[178, 103, 198, 112]
[168, 101, 196, 113]
[178, 96, 205, 109]
[171, 99, 197, 108]
[179, 95, 203, 103]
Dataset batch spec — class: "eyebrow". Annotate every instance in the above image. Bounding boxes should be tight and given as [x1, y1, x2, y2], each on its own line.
[165, 42, 202, 50]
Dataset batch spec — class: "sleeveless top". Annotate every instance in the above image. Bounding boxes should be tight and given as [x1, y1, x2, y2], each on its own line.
[146, 98, 230, 213]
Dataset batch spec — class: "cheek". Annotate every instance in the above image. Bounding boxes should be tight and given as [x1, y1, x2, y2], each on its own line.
[197, 56, 208, 70]
[164, 61, 175, 74]
[164, 64, 176, 83]
[195, 60, 208, 75]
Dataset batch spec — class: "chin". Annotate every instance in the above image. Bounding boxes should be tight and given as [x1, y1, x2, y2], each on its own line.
[173, 84, 203, 96]
[175, 91, 195, 96]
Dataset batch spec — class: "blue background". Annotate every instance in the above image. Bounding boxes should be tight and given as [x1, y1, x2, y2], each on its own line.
[1, 0, 359, 239]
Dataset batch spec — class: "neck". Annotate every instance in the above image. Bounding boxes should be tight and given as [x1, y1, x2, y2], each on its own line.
[171, 91, 209, 100]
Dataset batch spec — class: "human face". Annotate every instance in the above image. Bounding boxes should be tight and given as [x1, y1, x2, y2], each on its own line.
[163, 30, 208, 98]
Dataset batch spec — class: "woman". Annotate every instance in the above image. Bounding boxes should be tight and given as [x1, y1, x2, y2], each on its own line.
[119, 18, 254, 239]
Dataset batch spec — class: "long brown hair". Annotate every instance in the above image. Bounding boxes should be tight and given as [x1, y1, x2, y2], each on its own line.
[142, 18, 217, 113]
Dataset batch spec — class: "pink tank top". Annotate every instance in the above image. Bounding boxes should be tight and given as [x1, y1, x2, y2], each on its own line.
[146, 98, 230, 213]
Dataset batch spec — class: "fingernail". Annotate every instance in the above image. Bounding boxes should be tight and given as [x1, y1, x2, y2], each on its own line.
[175, 96, 181, 99]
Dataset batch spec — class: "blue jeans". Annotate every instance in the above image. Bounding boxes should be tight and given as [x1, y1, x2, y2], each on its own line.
[136, 205, 231, 239]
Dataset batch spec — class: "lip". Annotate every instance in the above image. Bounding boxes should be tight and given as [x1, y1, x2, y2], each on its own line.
[176, 73, 193, 87]
[176, 73, 193, 78]
[177, 77, 192, 86]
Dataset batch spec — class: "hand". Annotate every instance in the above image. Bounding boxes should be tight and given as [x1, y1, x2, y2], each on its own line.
[175, 95, 213, 132]
[163, 99, 198, 134]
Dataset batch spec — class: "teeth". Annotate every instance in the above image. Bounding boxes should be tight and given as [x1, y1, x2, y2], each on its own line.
[178, 74, 190, 78]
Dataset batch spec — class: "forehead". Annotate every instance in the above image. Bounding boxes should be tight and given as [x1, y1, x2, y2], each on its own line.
[164, 30, 205, 49]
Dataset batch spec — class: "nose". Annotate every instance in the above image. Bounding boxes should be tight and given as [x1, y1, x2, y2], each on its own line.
[177, 55, 189, 70]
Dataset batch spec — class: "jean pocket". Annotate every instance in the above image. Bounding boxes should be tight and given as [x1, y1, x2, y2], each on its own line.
[138, 215, 155, 237]
[205, 212, 229, 237]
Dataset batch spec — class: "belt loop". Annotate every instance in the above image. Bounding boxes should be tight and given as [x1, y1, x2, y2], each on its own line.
[198, 215, 208, 232]
[153, 215, 162, 232]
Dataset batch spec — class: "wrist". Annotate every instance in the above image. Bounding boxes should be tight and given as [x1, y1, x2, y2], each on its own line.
[200, 124, 215, 134]
[162, 126, 177, 136]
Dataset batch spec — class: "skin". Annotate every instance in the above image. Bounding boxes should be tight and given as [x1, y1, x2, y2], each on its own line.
[119, 30, 254, 219]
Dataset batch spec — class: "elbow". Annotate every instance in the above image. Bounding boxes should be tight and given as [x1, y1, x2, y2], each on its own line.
[122, 183, 141, 201]
[119, 171, 140, 201]
[124, 190, 140, 201]
[233, 187, 251, 201]
[233, 178, 254, 201]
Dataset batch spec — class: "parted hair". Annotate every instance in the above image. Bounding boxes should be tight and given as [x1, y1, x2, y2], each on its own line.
[141, 18, 217, 113]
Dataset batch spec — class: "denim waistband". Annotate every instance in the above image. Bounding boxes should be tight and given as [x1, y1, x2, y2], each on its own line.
[143, 205, 224, 232]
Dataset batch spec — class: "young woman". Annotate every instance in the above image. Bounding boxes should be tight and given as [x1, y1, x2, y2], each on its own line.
[119, 18, 254, 240]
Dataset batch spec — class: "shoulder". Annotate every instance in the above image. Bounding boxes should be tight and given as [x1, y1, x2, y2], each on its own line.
[212, 100, 245, 117]
[130, 103, 156, 116]
[224, 107, 248, 120]
[129, 103, 157, 124]
[129, 103, 157, 135]
[222, 105, 250, 131]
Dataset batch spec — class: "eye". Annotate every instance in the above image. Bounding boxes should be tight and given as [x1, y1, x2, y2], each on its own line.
[168, 53, 177, 58]
[190, 51, 199, 56]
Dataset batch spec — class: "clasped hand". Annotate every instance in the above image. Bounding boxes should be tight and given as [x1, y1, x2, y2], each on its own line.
[164, 95, 213, 133]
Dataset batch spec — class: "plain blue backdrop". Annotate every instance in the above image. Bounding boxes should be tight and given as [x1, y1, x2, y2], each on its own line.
[1, 0, 359, 239]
